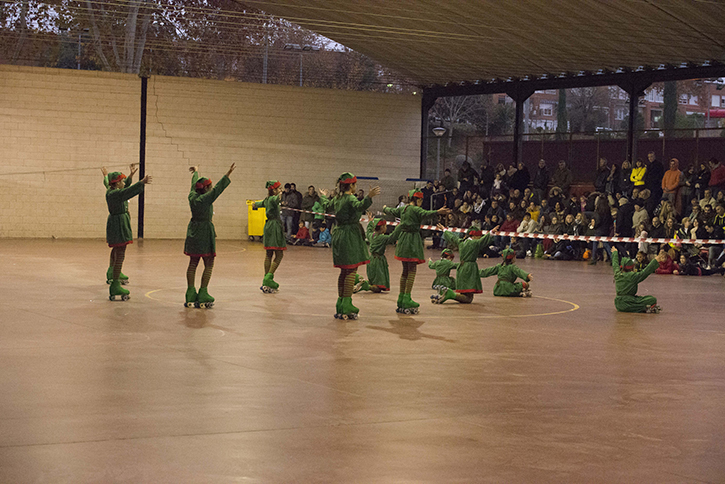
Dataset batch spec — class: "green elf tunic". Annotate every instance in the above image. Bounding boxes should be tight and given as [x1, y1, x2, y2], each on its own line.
[365, 219, 400, 290]
[383, 205, 439, 263]
[479, 263, 530, 297]
[442, 230, 493, 294]
[612, 251, 658, 313]
[105, 178, 144, 247]
[428, 259, 459, 289]
[322, 194, 373, 268]
[184, 172, 231, 257]
[253, 195, 287, 250]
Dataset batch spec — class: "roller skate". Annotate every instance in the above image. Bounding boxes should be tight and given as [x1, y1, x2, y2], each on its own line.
[334, 297, 359, 320]
[520, 282, 532, 298]
[196, 287, 214, 308]
[353, 279, 371, 293]
[646, 304, 662, 314]
[184, 286, 198, 308]
[430, 286, 455, 304]
[260, 273, 278, 294]
[106, 267, 129, 285]
[109, 280, 130, 301]
[397, 294, 419, 315]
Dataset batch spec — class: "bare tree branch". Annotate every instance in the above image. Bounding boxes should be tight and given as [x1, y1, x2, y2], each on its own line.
[86, 0, 112, 70]
[11, 0, 28, 64]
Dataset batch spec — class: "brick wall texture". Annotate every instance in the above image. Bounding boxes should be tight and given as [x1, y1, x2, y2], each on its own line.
[0, 65, 421, 239]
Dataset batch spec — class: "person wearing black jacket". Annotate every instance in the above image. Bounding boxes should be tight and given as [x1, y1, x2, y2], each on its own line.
[478, 160, 495, 197]
[615, 197, 635, 257]
[645, 152, 665, 201]
[421, 181, 435, 210]
[533, 159, 550, 202]
[594, 158, 609, 193]
[588, 198, 613, 265]
[509, 161, 531, 193]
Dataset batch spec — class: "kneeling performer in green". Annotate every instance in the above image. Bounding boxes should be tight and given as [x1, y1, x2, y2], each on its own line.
[479, 248, 533, 297]
[184, 164, 235, 308]
[612, 247, 663, 313]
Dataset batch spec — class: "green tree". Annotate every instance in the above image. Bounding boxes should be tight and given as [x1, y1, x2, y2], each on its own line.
[555, 89, 567, 139]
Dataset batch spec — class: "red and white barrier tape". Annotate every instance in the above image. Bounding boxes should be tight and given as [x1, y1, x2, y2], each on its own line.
[274, 207, 723, 245]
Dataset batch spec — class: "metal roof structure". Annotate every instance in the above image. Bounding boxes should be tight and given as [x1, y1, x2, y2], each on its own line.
[248, 0, 725, 89]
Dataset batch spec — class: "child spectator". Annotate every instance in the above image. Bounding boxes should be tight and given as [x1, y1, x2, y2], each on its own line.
[655, 249, 675, 274]
[634, 251, 648, 271]
[293, 222, 313, 246]
[316, 224, 331, 247]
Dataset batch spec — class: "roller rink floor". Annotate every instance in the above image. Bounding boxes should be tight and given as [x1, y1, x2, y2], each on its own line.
[0, 238, 724, 484]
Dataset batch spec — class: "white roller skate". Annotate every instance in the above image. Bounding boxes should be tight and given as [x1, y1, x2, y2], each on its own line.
[646, 305, 662, 314]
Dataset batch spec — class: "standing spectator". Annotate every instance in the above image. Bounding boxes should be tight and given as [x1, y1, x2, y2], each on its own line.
[680, 164, 696, 215]
[421, 181, 435, 210]
[616, 197, 635, 257]
[630, 158, 647, 191]
[441, 168, 457, 190]
[605, 163, 620, 195]
[661, 158, 682, 210]
[301, 185, 319, 228]
[457, 161, 478, 194]
[396, 195, 407, 209]
[281, 183, 296, 239]
[708, 157, 725, 193]
[619, 160, 633, 198]
[588, 197, 614, 265]
[288, 183, 303, 235]
[694, 161, 710, 200]
[551, 160, 573, 196]
[594, 157, 609, 193]
[432, 184, 447, 210]
[645, 151, 665, 201]
[509, 161, 531, 193]
[478, 159, 495, 197]
[700, 188, 715, 210]
[532, 159, 550, 203]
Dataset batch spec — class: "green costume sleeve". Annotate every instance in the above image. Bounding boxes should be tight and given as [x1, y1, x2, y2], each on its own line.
[512, 265, 530, 281]
[414, 206, 440, 220]
[366, 219, 376, 242]
[612, 251, 622, 277]
[479, 265, 500, 278]
[124, 175, 132, 187]
[195, 175, 231, 205]
[350, 195, 373, 212]
[472, 233, 493, 253]
[383, 206, 403, 217]
[252, 200, 263, 209]
[442, 230, 460, 250]
[103, 176, 109, 188]
[452, 262, 460, 270]
[108, 180, 145, 203]
[190, 171, 200, 197]
[428, 259, 438, 269]
[387, 223, 402, 244]
[632, 259, 659, 284]
[319, 195, 332, 212]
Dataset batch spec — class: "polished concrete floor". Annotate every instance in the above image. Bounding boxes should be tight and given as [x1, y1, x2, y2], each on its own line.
[0, 238, 723, 483]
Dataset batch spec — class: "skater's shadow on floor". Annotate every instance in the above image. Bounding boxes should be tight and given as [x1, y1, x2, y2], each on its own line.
[180, 309, 215, 329]
[366, 319, 457, 343]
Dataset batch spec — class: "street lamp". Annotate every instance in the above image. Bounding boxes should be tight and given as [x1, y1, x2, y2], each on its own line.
[432, 127, 446, 179]
[284, 43, 320, 86]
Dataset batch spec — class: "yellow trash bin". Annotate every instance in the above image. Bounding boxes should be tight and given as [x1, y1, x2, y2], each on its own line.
[246, 200, 265, 241]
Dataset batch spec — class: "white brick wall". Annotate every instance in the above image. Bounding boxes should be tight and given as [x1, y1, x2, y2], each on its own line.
[0, 66, 421, 239]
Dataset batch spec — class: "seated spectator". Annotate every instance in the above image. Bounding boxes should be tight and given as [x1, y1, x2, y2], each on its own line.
[497, 212, 520, 249]
[634, 251, 648, 271]
[551, 213, 580, 260]
[539, 198, 551, 217]
[655, 249, 675, 274]
[527, 201, 541, 222]
[700, 204, 715, 225]
[553, 201, 568, 221]
[543, 215, 565, 257]
[432, 184, 447, 210]
[507, 200, 524, 220]
[471, 194, 486, 222]
[685, 197, 700, 217]
[548, 186, 565, 209]
[567, 193, 579, 215]
[491, 173, 507, 198]
[486, 199, 505, 221]
[316, 224, 331, 247]
[292, 222, 313, 246]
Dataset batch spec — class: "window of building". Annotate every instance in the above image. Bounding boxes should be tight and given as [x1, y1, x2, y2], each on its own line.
[712, 95, 720, 107]
[679, 94, 688, 104]
[689, 95, 699, 106]
[650, 109, 662, 128]
[540, 103, 553, 116]
[615, 107, 627, 120]
[498, 96, 506, 104]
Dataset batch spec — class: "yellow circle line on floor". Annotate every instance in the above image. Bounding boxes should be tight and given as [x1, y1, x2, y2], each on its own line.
[145, 288, 580, 320]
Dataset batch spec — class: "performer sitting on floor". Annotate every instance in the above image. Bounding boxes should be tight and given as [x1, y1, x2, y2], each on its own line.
[611, 247, 663, 313]
[479, 247, 533, 297]
[428, 249, 458, 290]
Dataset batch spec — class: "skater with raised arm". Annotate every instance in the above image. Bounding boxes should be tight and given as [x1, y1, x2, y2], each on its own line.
[184, 164, 235, 308]
[102, 164, 137, 285]
[253, 180, 287, 293]
[611, 247, 664, 313]
[479, 248, 533, 297]
[355, 216, 399, 293]
[319, 173, 380, 319]
[431, 225, 497, 305]
[105, 169, 152, 301]
[383, 189, 450, 314]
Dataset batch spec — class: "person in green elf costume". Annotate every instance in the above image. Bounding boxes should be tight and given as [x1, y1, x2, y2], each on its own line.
[104, 169, 152, 300]
[183, 164, 235, 307]
[253, 180, 287, 292]
[479, 248, 533, 297]
[428, 248, 459, 290]
[355, 217, 400, 293]
[431, 224, 498, 304]
[318, 173, 380, 319]
[611, 247, 664, 313]
[102, 165, 137, 284]
[383, 189, 450, 313]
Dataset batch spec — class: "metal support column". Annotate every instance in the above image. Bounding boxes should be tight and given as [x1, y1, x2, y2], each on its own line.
[618, 77, 651, 163]
[506, 87, 534, 166]
[138, 76, 148, 238]
[420, 91, 438, 179]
